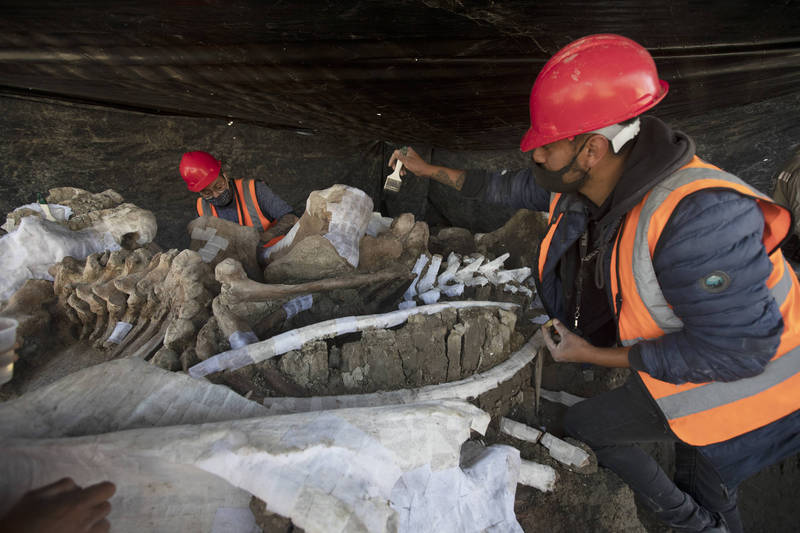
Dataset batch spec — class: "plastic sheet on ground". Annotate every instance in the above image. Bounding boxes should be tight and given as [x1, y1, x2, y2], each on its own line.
[0, 215, 120, 301]
[0, 359, 523, 533]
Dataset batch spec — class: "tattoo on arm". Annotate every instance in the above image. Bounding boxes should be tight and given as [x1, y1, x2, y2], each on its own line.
[433, 169, 466, 191]
[453, 171, 466, 191]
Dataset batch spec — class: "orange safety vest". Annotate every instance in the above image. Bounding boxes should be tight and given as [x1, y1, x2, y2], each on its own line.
[540, 156, 800, 446]
[197, 178, 284, 247]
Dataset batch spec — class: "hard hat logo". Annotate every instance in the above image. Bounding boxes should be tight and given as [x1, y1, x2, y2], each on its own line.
[520, 34, 668, 152]
[180, 151, 222, 192]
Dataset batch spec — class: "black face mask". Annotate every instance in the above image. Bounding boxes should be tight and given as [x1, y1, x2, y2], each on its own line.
[207, 183, 233, 206]
[532, 138, 591, 194]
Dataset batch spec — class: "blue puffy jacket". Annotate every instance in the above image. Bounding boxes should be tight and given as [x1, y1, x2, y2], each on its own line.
[460, 116, 800, 485]
[462, 116, 782, 385]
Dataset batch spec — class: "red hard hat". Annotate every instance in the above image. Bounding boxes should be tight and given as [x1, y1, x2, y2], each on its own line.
[180, 151, 221, 192]
[520, 34, 669, 151]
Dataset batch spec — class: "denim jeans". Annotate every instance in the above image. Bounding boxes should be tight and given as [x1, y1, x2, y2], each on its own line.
[563, 375, 742, 533]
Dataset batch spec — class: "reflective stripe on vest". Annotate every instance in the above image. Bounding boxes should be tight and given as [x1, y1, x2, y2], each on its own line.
[195, 179, 274, 232]
[197, 197, 218, 218]
[613, 156, 800, 445]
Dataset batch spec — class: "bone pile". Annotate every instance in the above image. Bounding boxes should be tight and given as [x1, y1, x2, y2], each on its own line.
[1, 188, 157, 303]
[400, 251, 533, 309]
[49, 248, 216, 368]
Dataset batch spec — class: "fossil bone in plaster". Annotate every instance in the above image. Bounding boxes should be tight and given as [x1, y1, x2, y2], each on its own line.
[260, 329, 542, 415]
[0, 357, 504, 533]
[190, 300, 520, 378]
[454, 255, 485, 282]
[0, 216, 119, 302]
[403, 254, 429, 301]
[416, 254, 442, 294]
[518, 460, 557, 493]
[419, 289, 441, 305]
[262, 185, 373, 269]
[66, 203, 157, 247]
[213, 257, 409, 355]
[188, 216, 262, 281]
[499, 417, 591, 469]
[436, 252, 461, 286]
[477, 252, 510, 277]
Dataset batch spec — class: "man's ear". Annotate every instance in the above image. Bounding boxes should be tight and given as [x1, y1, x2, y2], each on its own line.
[584, 134, 611, 165]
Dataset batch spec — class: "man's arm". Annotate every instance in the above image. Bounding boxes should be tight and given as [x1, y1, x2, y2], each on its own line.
[260, 213, 298, 244]
[632, 190, 783, 383]
[388, 147, 551, 212]
[388, 146, 466, 190]
[772, 149, 800, 238]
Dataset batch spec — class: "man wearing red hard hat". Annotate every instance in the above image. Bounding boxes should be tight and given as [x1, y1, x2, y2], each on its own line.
[390, 34, 800, 533]
[179, 151, 298, 253]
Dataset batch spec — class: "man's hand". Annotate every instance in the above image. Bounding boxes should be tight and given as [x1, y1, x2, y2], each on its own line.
[542, 319, 593, 363]
[0, 477, 116, 533]
[388, 146, 467, 191]
[541, 318, 632, 368]
[389, 146, 432, 178]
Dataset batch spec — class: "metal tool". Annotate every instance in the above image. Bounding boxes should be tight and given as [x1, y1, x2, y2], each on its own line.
[543, 318, 561, 343]
[384, 159, 403, 193]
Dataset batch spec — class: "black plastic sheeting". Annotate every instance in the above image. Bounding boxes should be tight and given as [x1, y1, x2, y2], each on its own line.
[2, 90, 798, 252]
[1, 1, 800, 252]
[1, 1, 800, 150]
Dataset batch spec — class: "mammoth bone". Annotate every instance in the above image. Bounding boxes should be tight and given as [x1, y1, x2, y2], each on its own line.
[260, 329, 542, 414]
[190, 300, 519, 378]
[47, 249, 216, 366]
[215, 257, 410, 304]
[210, 257, 414, 349]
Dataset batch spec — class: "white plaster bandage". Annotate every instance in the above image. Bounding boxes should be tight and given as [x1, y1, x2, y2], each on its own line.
[283, 294, 313, 319]
[107, 321, 133, 344]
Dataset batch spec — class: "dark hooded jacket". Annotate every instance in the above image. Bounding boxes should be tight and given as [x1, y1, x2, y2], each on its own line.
[460, 116, 800, 484]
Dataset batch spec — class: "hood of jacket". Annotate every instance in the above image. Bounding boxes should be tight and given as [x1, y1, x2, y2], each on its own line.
[594, 116, 695, 237]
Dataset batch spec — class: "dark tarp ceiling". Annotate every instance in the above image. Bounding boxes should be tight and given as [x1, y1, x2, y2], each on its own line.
[1, 1, 800, 150]
[1, 1, 800, 250]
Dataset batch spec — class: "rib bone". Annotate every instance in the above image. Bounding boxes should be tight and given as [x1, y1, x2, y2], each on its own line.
[190, 300, 522, 379]
[259, 329, 542, 414]
[216, 258, 409, 305]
